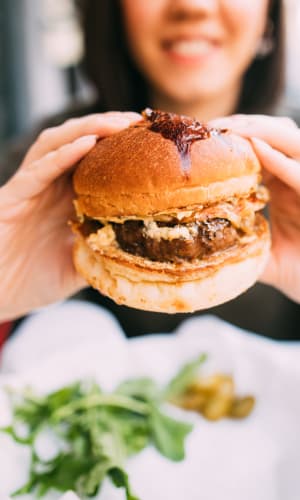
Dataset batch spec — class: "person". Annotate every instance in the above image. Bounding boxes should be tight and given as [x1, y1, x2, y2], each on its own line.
[0, 0, 299, 338]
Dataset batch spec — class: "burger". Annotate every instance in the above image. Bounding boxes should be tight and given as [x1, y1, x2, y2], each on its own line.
[72, 109, 270, 313]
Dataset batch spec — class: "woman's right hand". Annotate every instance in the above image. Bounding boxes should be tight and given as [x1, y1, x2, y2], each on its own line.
[0, 112, 140, 321]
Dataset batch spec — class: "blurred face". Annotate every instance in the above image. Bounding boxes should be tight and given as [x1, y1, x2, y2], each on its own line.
[121, 0, 269, 108]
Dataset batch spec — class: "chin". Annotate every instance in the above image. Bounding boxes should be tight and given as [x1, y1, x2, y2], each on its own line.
[154, 64, 228, 100]
[72, 108, 270, 313]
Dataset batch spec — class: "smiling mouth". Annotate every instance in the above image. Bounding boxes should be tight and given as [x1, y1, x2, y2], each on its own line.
[163, 39, 218, 60]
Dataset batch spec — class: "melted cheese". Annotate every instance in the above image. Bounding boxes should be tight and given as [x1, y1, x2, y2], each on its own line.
[143, 220, 198, 241]
[93, 187, 268, 226]
[87, 225, 115, 250]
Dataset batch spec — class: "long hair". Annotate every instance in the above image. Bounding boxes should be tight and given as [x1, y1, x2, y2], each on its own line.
[76, 0, 285, 114]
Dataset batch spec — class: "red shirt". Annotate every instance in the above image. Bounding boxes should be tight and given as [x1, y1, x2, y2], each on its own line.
[0, 322, 12, 353]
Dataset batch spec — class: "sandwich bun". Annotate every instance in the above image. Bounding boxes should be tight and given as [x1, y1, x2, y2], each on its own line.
[72, 109, 270, 313]
[73, 117, 261, 218]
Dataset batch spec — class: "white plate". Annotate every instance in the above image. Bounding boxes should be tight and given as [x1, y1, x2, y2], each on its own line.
[1, 301, 300, 500]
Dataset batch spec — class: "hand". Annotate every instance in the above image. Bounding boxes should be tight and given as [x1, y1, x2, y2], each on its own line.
[0, 112, 141, 321]
[210, 114, 300, 303]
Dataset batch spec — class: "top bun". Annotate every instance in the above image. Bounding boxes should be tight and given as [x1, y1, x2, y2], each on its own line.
[73, 110, 261, 218]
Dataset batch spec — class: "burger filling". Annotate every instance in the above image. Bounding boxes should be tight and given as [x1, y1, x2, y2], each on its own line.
[76, 188, 268, 263]
[112, 219, 238, 262]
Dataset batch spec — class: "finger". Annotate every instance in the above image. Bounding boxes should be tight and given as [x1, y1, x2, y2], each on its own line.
[3, 135, 97, 203]
[22, 112, 141, 167]
[210, 114, 298, 130]
[62, 237, 89, 294]
[210, 114, 300, 159]
[251, 138, 300, 193]
[234, 114, 297, 129]
[259, 252, 278, 288]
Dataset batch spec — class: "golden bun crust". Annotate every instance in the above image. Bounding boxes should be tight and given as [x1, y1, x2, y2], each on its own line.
[73, 217, 270, 313]
[73, 125, 261, 218]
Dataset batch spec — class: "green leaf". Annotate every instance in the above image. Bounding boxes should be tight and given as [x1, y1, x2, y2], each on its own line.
[116, 377, 160, 402]
[13, 400, 49, 435]
[0, 425, 33, 445]
[70, 433, 89, 457]
[109, 467, 140, 500]
[114, 413, 149, 456]
[76, 460, 110, 497]
[149, 406, 193, 461]
[45, 382, 83, 412]
[11, 477, 37, 497]
[52, 394, 149, 422]
[164, 353, 207, 400]
[4, 364, 198, 499]
[35, 453, 96, 492]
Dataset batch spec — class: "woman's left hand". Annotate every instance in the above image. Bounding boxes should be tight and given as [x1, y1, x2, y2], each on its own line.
[210, 114, 300, 304]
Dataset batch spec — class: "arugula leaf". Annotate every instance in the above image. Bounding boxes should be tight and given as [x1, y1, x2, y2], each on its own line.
[44, 382, 84, 412]
[52, 393, 149, 421]
[12, 453, 94, 497]
[110, 467, 140, 500]
[116, 377, 160, 402]
[164, 353, 207, 400]
[1, 425, 33, 445]
[11, 478, 36, 497]
[105, 411, 149, 456]
[149, 405, 193, 461]
[77, 460, 110, 497]
[2, 352, 207, 500]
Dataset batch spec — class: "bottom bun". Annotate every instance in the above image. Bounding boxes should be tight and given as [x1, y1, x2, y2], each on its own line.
[73, 225, 270, 313]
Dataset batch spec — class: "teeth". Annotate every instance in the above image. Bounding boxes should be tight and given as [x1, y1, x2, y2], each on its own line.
[170, 40, 212, 56]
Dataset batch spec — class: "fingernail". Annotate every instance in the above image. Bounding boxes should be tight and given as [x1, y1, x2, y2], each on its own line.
[77, 134, 98, 143]
[104, 116, 131, 125]
[124, 112, 142, 120]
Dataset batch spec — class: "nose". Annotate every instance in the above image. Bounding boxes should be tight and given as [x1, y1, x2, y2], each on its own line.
[167, 0, 218, 20]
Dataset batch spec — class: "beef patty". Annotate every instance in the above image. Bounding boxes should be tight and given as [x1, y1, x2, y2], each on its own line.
[112, 219, 239, 262]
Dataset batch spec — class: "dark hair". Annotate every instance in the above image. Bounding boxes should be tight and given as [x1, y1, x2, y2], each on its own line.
[77, 0, 284, 114]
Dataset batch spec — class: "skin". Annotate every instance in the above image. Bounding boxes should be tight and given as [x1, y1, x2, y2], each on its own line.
[121, 0, 269, 120]
[0, 0, 299, 321]
[0, 113, 141, 321]
[210, 114, 300, 304]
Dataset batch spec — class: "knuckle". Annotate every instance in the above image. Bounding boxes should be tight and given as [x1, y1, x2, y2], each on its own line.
[88, 113, 107, 123]
[65, 117, 79, 126]
[58, 143, 68, 153]
[69, 114, 99, 129]
[56, 142, 72, 156]
[279, 116, 297, 128]
[41, 151, 57, 164]
[85, 115, 99, 125]
[37, 128, 53, 143]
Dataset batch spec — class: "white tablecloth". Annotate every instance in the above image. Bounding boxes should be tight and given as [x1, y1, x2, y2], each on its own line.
[0, 300, 300, 500]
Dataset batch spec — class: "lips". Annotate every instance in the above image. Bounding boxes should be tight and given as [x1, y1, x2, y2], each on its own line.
[163, 37, 219, 62]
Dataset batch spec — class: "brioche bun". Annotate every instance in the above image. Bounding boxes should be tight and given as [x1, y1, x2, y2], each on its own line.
[73, 119, 261, 218]
[72, 109, 270, 313]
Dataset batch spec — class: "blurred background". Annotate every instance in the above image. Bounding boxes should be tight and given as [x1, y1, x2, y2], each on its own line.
[0, 0, 299, 341]
[0, 0, 93, 149]
[0, 0, 300, 149]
